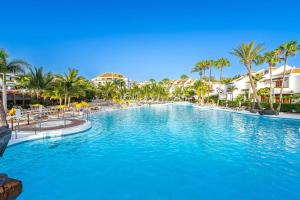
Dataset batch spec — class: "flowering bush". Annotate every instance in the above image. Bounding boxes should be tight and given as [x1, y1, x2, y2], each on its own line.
[75, 101, 89, 108]
[56, 105, 66, 109]
[8, 108, 16, 116]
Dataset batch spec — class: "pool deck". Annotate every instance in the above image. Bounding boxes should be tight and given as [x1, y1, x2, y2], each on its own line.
[8, 120, 92, 146]
[193, 105, 300, 120]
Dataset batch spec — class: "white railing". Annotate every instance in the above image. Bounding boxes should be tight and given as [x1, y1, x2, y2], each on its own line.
[272, 88, 293, 94]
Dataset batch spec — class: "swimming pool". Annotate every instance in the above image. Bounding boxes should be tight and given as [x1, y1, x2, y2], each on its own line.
[1, 104, 300, 199]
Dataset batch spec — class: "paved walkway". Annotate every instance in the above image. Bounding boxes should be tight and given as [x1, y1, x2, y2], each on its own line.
[8, 120, 92, 146]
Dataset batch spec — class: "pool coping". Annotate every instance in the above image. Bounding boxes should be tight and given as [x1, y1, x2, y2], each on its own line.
[91, 102, 300, 120]
[8, 120, 92, 147]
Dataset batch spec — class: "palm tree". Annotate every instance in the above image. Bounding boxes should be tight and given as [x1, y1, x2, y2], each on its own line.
[55, 68, 85, 106]
[215, 58, 231, 81]
[208, 60, 215, 82]
[230, 42, 265, 110]
[192, 62, 203, 81]
[173, 86, 188, 101]
[0, 49, 29, 111]
[193, 80, 208, 104]
[113, 79, 128, 100]
[43, 79, 68, 105]
[0, 97, 7, 127]
[261, 50, 282, 110]
[226, 86, 237, 101]
[202, 60, 209, 80]
[206, 60, 215, 103]
[160, 78, 170, 86]
[275, 41, 300, 113]
[128, 82, 140, 100]
[97, 82, 117, 101]
[27, 67, 53, 100]
[15, 75, 30, 106]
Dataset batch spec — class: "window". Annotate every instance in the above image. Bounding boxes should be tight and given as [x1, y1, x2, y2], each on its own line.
[275, 80, 282, 88]
[274, 78, 289, 88]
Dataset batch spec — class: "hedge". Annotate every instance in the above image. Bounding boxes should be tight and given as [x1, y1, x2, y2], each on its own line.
[219, 101, 300, 112]
[260, 103, 300, 112]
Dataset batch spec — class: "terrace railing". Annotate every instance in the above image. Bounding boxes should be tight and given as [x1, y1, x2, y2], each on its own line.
[9, 107, 91, 140]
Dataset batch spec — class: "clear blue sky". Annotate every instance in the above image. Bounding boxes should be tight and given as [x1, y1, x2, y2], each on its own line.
[1, 0, 300, 81]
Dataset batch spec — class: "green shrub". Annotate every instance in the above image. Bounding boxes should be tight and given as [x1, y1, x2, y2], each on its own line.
[205, 95, 218, 104]
[275, 104, 300, 112]
[227, 100, 239, 107]
[255, 103, 300, 112]
[241, 100, 251, 107]
[219, 100, 226, 106]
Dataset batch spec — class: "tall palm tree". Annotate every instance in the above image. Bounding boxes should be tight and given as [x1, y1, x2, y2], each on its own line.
[276, 41, 300, 113]
[202, 60, 209, 80]
[208, 60, 215, 82]
[15, 75, 30, 106]
[55, 68, 85, 106]
[215, 58, 231, 81]
[0, 97, 7, 127]
[0, 49, 29, 111]
[192, 62, 203, 81]
[230, 41, 265, 110]
[206, 60, 215, 103]
[261, 50, 282, 111]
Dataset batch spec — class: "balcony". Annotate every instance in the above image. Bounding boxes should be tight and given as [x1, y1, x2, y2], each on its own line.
[272, 88, 293, 94]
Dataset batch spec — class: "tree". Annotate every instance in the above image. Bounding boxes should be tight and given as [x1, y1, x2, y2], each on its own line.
[192, 62, 203, 81]
[291, 94, 300, 103]
[27, 67, 53, 100]
[257, 87, 270, 101]
[235, 94, 245, 107]
[149, 78, 156, 83]
[97, 82, 117, 100]
[55, 68, 86, 106]
[208, 60, 215, 82]
[230, 42, 265, 110]
[201, 60, 209, 80]
[183, 87, 195, 101]
[276, 41, 300, 113]
[180, 74, 188, 80]
[206, 60, 215, 103]
[173, 87, 184, 101]
[193, 80, 208, 104]
[215, 58, 230, 81]
[226, 86, 237, 101]
[43, 81, 65, 105]
[261, 50, 282, 110]
[15, 75, 30, 106]
[113, 79, 128, 100]
[0, 49, 29, 111]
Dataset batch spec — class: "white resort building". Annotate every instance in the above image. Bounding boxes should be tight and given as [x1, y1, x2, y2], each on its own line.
[91, 73, 130, 87]
[0, 72, 31, 105]
[169, 78, 196, 93]
[224, 65, 300, 103]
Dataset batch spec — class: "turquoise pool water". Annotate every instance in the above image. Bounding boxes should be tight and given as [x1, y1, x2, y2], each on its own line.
[1, 104, 300, 199]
